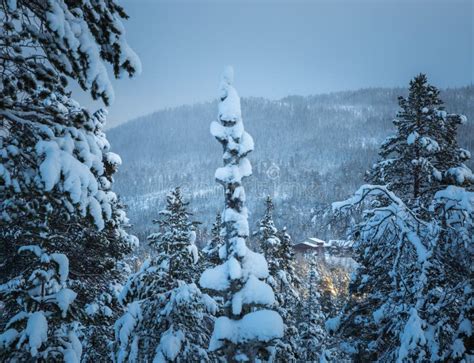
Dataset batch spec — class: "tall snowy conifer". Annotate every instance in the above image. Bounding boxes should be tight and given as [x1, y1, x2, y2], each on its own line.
[0, 0, 140, 359]
[200, 67, 283, 362]
[114, 188, 217, 362]
[275, 227, 301, 361]
[367, 74, 472, 208]
[332, 75, 474, 361]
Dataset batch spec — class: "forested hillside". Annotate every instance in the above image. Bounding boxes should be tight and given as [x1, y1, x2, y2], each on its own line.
[109, 86, 474, 244]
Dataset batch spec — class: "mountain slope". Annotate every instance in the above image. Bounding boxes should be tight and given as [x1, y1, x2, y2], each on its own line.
[108, 86, 474, 244]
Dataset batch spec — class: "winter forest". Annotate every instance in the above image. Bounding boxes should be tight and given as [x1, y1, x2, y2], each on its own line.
[0, 1, 473, 362]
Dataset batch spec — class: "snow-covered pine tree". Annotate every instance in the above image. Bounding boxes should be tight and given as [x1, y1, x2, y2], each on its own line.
[200, 67, 283, 362]
[367, 74, 473, 208]
[298, 263, 327, 362]
[274, 227, 301, 361]
[329, 180, 474, 362]
[115, 188, 217, 362]
[276, 227, 299, 289]
[202, 213, 225, 269]
[0, 246, 82, 361]
[147, 187, 201, 284]
[254, 198, 301, 360]
[329, 185, 435, 361]
[1, 1, 140, 358]
[1, 97, 138, 359]
[332, 75, 474, 361]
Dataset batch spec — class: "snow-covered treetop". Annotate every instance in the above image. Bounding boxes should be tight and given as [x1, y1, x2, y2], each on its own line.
[367, 74, 472, 206]
[211, 68, 254, 187]
[147, 187, 200, 282]
[218, 65, 242, 123]
[221, 66, 234, 88]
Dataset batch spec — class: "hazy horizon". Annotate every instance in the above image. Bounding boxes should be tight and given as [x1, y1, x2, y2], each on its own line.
[107, 83, 473, 129]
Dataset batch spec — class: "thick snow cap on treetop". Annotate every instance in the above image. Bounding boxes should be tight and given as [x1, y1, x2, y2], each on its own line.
[209, 310, 284, 352]
[218, 66, 241, 122]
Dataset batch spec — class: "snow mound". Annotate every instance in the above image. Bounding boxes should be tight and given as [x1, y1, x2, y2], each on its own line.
[209, 310, 283, 351]
[154, 328, 184, 362]
[25, 312, 48, 357]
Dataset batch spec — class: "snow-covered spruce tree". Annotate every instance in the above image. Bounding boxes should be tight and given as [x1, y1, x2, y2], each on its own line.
[274, 227, 302, 361]
[255, 198, 300, 360]
[367, 74, 472, 208]
[0, 246, 82, 361]
[337, 75, 474, 361]
[276, 227, 299, 289]
[298, 264, 328, 362]
[115, 188, 217, 362]
[202, 213, 225, 269]
[256, 196, 281, 285]
[1, 1, 140, 359]
[200, 67, 283, 362]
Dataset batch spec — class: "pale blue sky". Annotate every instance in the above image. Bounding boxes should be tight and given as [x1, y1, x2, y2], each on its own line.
[75, 0, 473, 127]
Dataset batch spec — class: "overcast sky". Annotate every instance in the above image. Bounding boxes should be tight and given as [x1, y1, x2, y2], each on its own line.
[75, 0, 473, 128]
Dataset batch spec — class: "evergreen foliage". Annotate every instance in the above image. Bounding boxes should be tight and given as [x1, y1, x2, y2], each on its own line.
[331, 76, 473, 362]
[0, 98, 137, 359]
[202, 213, 225, 269]
[255, 198, 301, 361]
[367, 74, 473, 208]
[298, 264, 327, 362]
[0, 246, 82, 361]
[200, 68, 283, 362]
[0, 0, 140, 107]
[114, 188, 216, 362]
[257, 196, 281, 282]
[1, 0, 139, 359]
